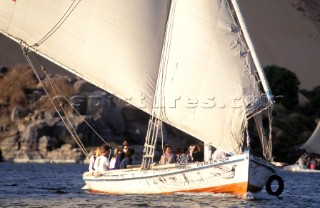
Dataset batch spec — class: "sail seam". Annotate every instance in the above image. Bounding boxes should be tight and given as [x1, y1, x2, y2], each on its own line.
[6, 0, 17, 32]
[157, 0, 177, 122]
[33, 0, 82, 47]
[141, 0, 175, 169]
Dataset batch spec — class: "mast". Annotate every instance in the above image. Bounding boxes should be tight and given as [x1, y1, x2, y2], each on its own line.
[230, 0, 274, 103]
[230, 0, 274, 160]
[0, 0, 268, 155]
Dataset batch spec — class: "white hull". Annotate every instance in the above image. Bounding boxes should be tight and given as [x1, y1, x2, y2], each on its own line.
[83, 154, 276, 195]
[284, 164, 320, 173]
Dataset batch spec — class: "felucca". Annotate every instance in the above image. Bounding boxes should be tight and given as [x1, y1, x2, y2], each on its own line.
[0, 0, 284, 196]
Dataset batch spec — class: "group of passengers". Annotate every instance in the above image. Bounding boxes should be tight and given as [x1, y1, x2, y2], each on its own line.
[88, 139, 135, 174]
[298, 154, 320, 170]
[159, 143, 228, 165]
[159, 143, 203, 165]
[89, 140, 228, 172]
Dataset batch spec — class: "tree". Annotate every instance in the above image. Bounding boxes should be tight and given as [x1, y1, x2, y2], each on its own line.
[264, 65, 300, 110]
[300, 86, 320, 118]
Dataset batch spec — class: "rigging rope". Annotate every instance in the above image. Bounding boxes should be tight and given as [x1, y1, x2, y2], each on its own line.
[39, 65, 90, 156]
[21, 44, 89, 156]
[32, 0, 82, 47]
[39, 67, 110, 146]
[141, 116, 163, 169]
[140, 1, 176, 169]
[266, 107, 273, 161]
[227, 0, 274, 160]
[156, 0, 177, 122]
[7, 0, 113, 158]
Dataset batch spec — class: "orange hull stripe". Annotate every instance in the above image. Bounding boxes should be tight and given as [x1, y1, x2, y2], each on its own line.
[89, 182, 248, 196]
[164, 182, 248, 195]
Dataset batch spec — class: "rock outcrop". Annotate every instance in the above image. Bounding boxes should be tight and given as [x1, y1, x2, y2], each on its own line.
[0, 66, 194, 163]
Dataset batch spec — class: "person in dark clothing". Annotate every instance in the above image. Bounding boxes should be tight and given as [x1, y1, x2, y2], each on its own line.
[189, 143, 204, 162]
[114, 144, 129, 169]
[176, 147, 192, 163]
[120, 148, 135, 169]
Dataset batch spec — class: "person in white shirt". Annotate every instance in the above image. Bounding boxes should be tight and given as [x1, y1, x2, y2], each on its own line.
[212, 148, 228, 160]
[93, 147, 101, 171]
[109, 147, 121, 170]
[94, 145, 111, 173]
[88, 147, 97, 173]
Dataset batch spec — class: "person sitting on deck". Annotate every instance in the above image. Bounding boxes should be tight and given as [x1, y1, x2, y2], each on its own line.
[92, 146, 102, 173]
[173, 147, 182, 161]
[110, 147, 121, 170]
[211, 147, 228, 161]
[120, 148, 135, 169]
[159, 144, 175, 164]
[176, 147, 192, 163]
[114, 144, 129, 169]
[122, 138, 129, 147]
[88, 147, 97, 173]
[192, 143, 204, 162]
[94, 145, 111, 173]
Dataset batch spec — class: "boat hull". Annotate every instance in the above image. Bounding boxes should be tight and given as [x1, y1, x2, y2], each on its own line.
[284, 164, 320, 173]
[248, 155, 276, 193]
[83, 154, 275, 195]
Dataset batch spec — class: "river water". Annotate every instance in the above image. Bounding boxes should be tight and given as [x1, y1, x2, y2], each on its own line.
[0, 163, 319, 207]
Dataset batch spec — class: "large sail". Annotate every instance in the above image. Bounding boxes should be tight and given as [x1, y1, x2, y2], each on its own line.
[0, 0, 170, 113]
[302, 121, 320, 155]
[155, 0, 263, 153]
[0, 0, 268, 154]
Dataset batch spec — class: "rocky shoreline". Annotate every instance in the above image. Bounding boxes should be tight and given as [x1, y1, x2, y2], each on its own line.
[0, 65, 191, 164]
[0, 65, 140, 163]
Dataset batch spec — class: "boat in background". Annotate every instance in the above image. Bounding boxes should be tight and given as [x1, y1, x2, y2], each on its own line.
[284, 121, 320, 172]
[284, 164, 320, 173]
[0, 0, 283, 196]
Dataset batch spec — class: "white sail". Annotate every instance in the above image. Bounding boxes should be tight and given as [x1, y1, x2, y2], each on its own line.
[156, 0, 263, 153]
[0, 0, 268, 154]
[1, 0, 283, 197]
[302, 121, 320, 155]
[0, 0, 171, 113]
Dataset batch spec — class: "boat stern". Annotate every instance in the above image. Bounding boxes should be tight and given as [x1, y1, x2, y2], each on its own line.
[248, 155, 277, 193]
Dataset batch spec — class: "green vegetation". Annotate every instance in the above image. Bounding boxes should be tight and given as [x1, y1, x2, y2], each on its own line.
[264, 65, 320, 163]
[264, 65, 300, 110]
[300, 86, 320, 118]
[0, 65, 38, 113]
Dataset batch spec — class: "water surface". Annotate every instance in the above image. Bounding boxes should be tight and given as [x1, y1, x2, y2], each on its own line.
[0, 163, 319, 207]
